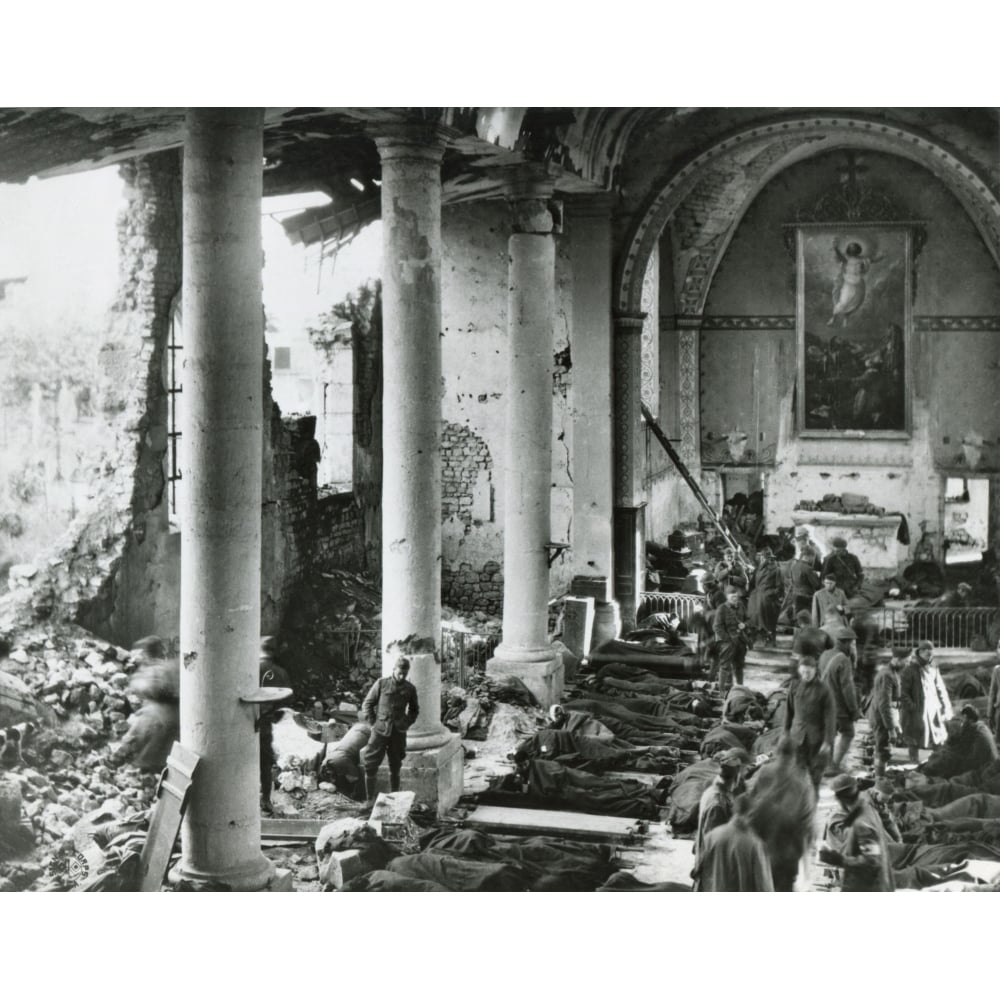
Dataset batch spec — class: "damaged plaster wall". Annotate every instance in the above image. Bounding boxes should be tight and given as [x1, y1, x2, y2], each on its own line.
[697, 149, 1000, 566]
[76, 152, 182, 643]
[439, 201, 574, 613]
[4, 152, 357, 650]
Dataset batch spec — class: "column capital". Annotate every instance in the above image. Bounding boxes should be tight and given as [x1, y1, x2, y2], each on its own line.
[676, 313, 704, 330]
[374, 122, 449, 164]
[502, 162, 559, 201]
[613, 311, 647, 333]
[499, 163, 561, 234]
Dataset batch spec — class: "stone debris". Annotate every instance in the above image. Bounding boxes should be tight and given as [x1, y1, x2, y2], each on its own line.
[0, 623, 158, 891]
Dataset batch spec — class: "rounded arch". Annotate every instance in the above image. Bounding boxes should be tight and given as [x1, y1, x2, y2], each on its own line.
[615, 114, 1000, 316]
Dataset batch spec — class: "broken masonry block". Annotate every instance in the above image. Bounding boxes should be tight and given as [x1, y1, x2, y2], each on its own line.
[368, 791, 415, 844]
[319, 848, 365, 889]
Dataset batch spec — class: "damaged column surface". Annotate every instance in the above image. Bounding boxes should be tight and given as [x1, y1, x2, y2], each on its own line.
[377, 124, 463, 814]
[487, 167, 564, 708]
[612, 312, 648, 632]
[177, 109, 285, 890]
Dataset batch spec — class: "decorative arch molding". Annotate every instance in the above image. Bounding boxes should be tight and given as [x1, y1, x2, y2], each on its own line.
[615, 115, 1000, 316]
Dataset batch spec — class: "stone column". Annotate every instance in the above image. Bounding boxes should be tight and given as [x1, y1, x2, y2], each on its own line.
[376, 124, 462, 813]
[613, 311, 648, 630]
[566, 195, 614, 585]
[676, 315, 704, 520]
[487, 168, 564, 707]
[178, 109, 283, 890]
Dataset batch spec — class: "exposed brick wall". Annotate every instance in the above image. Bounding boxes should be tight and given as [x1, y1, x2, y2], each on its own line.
[315, 489, 364, 571]
[442, 559, 503, 616]
[441, 421, 493, 528]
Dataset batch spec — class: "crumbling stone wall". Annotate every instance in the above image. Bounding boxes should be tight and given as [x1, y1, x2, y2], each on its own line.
[439, 201, 576, 612]
[441, 421, 493, 527]
[0, 151, 188, 642]
[314, 490, 364, 571]
[262, 411, 364, 626]
[1, 152, 355, 650]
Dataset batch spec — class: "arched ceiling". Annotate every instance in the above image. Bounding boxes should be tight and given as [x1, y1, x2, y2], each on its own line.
[611, 111, 1000, 315]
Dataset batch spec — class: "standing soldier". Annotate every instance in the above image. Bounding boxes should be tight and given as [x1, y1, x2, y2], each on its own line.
[713, 584, 749, 694]
[987, 638, 1000, 743]
[788, 542, 821, 617]
[868, 650, 905, 779]
[819, 625, 860, 776]
[361, 656, 420, 805]
[692, 747, 748, 880]
[812, 574, 849, 635]
[783, 655, 836, 791]
[900, 640, 952, 764]
[821, 536, 863, 598]
[820, 773, 895, 892]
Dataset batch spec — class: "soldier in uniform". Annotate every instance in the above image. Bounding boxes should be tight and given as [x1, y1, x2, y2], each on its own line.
[361, 656, 420, 804]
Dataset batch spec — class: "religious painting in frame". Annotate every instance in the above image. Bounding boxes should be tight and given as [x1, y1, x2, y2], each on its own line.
[796, 223, 913, 438]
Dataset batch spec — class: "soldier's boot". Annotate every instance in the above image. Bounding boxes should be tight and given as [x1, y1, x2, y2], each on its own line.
[874, 758, 887, 779]
[364, 770, 379, 807]
[908, 745, 920, 764]
[389, 769, 401, 793]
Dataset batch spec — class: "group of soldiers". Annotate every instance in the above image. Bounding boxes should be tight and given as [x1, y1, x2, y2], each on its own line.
[684, 526, 867, 697]
[691, 627, 1000, 891]
[118, 637, 421, 811]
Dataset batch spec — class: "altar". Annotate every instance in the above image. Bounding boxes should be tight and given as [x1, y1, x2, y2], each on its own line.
[790, 510, 905, 575]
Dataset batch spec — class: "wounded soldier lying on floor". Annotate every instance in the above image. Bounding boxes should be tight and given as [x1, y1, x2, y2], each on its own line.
[513, 728, 682, 775]
[722, 685, 768, 724]
[418, 828, 619, 891]
[562, 699, 701, 747]
[892, 759, 1000, 807]
[548, 703, 692, 751]
[478, 758, 665, 819]
[577, 683, 713, 726]
[895, 793, 1000, 838]
[591, 662, 696, 697]
[889, 840, 1000, 889]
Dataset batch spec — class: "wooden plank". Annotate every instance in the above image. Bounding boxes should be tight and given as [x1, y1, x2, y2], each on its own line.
[464, 805, 652, 842]
[138, 742, 199, 892]
[261, 817, 329, 841]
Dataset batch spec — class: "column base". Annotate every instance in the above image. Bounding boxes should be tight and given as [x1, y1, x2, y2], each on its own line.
[487, 649, 564, 709]
[368, 734, 464, 817]
[169, 859, 290, 892]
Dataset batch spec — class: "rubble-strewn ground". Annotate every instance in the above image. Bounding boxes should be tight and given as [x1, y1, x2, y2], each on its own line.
[1, 623, 159, 891]
[0, 558, 515, 892]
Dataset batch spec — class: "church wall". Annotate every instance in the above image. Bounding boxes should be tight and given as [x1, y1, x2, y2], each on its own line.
[439, 201, 575, 613]
[697, 150, 1000, 568]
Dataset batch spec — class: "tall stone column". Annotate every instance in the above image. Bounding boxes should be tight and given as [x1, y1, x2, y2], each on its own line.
[376, 125, 462, 813]
[487, 168, 564, 707]
[178, 109, 281, 889]
[613, 311, 648, 630]
[567, 196, 614, 584]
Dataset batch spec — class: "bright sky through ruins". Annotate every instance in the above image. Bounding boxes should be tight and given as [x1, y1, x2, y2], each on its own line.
[0, 167, 382, 333]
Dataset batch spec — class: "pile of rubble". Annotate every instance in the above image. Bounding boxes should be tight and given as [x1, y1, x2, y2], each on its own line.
[0, 624, 158, 891]
[279, 569, 382, 705]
